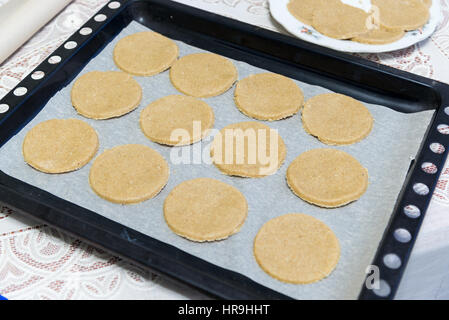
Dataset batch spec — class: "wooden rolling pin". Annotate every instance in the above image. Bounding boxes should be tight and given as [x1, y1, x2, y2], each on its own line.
[0, 0, 72, 64]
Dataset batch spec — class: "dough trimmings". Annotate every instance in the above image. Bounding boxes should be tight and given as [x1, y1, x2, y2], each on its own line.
[169, 53, 238, 98]
[22, 118, 99, 173]
[352, 26, 405, 44]
[372, 0, 430, 31]
[210, 121, 286, 178]
[287, 0, 323, 27]
[286, 148, 368, 208]
[89, 144, 169, 204]
[140, 95, 214, 146]
[71, 71, 142, 120]
[164, 178, 248, 242]
[113, 31, 179, 76]
[234, 73, 304, 121]
[254, 213, 340, 284]
[302, 93, 373, 145]
[287, 0, 430, 43]
[312, 0, 371, 40]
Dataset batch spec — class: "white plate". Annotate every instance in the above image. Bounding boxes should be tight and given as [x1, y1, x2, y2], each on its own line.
[268, 0, 443, 53]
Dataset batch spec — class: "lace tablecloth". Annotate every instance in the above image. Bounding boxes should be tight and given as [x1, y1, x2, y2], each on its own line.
[1, 0, 449, 300]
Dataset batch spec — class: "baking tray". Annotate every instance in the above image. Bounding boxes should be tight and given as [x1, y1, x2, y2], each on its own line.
[0, 0, 448, 300]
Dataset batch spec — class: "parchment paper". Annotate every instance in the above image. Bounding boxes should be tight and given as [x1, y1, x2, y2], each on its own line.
[0, 22, 434, 299]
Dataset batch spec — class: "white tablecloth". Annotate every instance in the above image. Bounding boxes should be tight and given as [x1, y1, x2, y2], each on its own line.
[0, 0, 449, 299]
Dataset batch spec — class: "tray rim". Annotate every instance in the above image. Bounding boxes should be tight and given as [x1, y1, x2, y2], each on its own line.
[0, 0, 449, 300]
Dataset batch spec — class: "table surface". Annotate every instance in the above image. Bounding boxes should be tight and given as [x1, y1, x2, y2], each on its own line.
[1, 0, 449, 300]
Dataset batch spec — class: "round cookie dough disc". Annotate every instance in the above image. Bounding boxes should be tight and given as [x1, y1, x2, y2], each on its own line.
[234, 73, 304, 121]
[71, 71, 142, 120]
[210, 121, 286, 178]
[22, 119, 99, 173]
[287, 148, 368, 208]
[312, 0, 371, 39]
[352, 26, 405, 44]
[287, 0, 323, 26]
[164, 178, 248, 242]
[140, 95, 214, 146]
[372, 0, 429, 31]
[302, 93, 373, 145]
[170, 53, 237, 98]
[89, 144, 169, 204]
[254, 213, 340, 284]
[113, 31, 179, 76]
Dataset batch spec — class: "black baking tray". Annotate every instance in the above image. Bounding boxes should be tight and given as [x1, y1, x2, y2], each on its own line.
[1, 0, 449, 300]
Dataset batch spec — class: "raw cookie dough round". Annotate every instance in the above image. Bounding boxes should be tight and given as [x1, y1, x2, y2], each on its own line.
[140, 95, 214, 146]
[113, 31, 179, 76]
[164, 178, 248, 242]
[170, 53, 237, 98]
[302, 93, 373, 145]
[287, 0, 323, 26]
[210, 121, 286, 178]
[89, 144, 169, 204]
[312, 0, 371, 39]
[71, 71, 142, 120]
[372, 0, 429, 31]
[254, 213, 340, 284]
[287, 148, 368, 208]
[234, 73, 304, 121]
[352, 26, 405, 44]
[22, 119, 99, 173]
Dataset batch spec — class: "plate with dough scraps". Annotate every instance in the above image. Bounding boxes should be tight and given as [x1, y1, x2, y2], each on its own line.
[269, 0, 443, 53]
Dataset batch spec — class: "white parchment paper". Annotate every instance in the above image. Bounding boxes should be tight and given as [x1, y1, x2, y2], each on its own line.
[0, 22, 434, 299]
